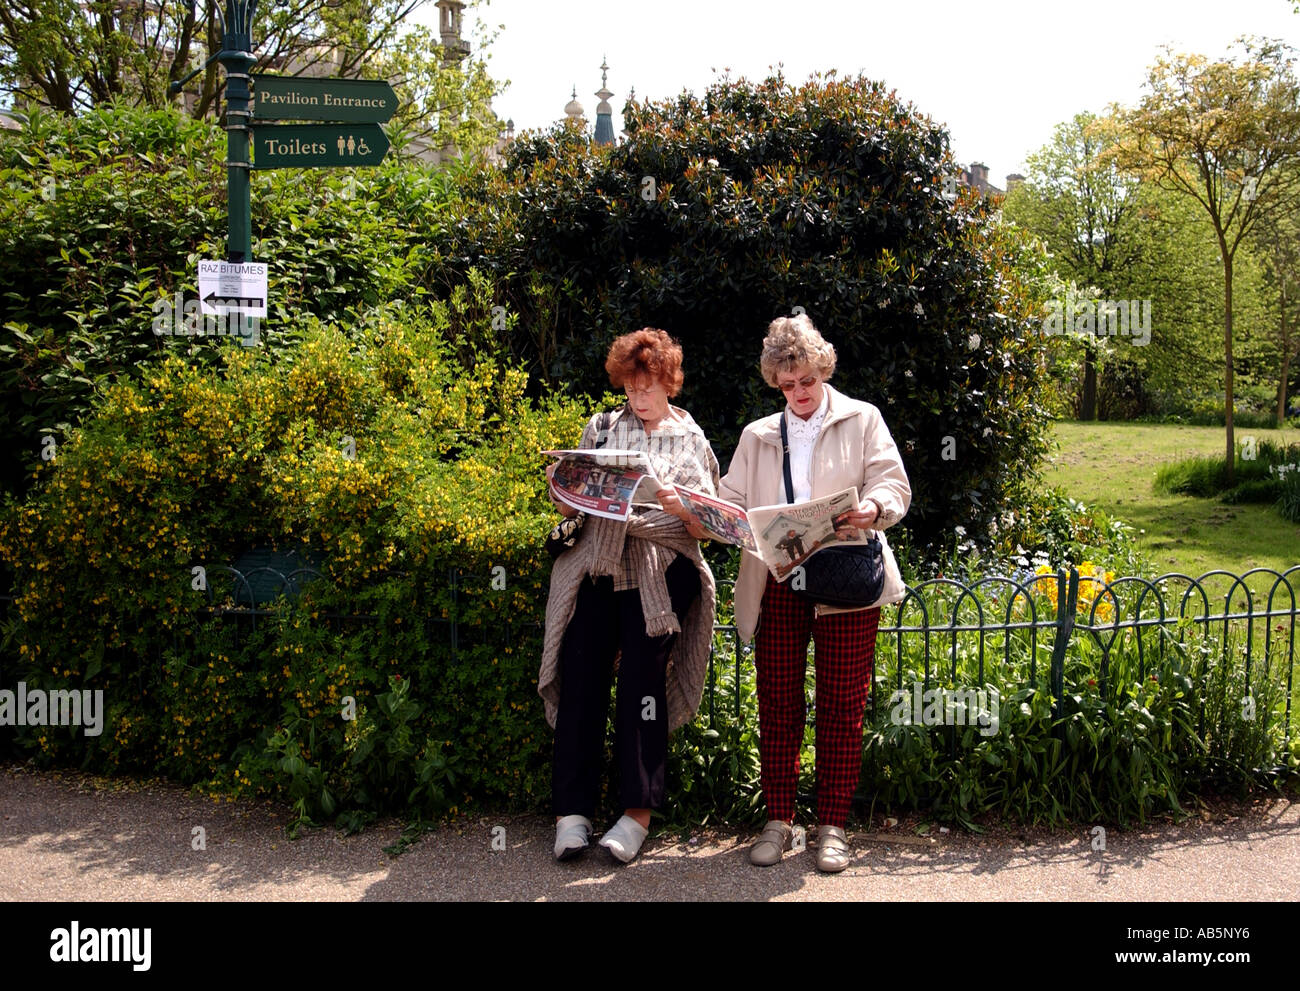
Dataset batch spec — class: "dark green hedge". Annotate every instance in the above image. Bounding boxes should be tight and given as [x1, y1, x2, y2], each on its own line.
[0, 105, 457, 497]
[434, 72, 1054, 554]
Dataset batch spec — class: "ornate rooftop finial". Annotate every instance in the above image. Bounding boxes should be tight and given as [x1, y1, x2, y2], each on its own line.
[564, 85, 585, 119]
[594, 59, 615, 145]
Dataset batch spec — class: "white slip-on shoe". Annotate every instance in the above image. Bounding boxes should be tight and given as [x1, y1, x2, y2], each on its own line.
[554, 814, 592, 861]
[598, 815, 650, 863]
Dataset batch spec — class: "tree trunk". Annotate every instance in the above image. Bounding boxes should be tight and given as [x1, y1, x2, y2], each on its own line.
[1278, 280, 1291, 427]
[1081, 344, 1097, 421]
[168, 1, 200, 107]
[194, 7, 222, 120]
[1223, 250, 1235, 487]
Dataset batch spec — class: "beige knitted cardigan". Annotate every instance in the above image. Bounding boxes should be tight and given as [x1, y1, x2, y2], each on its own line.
[538, 509, 717, 733]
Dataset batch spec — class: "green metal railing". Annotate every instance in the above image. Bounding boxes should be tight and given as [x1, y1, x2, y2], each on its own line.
[24, 561, 1287, 754]
[703, 566, 1299, 750]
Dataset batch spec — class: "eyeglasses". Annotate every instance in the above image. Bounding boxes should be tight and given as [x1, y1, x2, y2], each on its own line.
[777, 375, 819, 393]
[624, 382, 664, 398]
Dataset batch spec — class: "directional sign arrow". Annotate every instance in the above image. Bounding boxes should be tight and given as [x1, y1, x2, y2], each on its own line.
[203, 291, 265, 309]
[250, 123, 390, 168]
[252, 75, 398, 123]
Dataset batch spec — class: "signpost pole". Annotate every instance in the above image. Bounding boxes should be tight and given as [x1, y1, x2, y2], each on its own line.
[218, 0, 259, 262]
[165, 5, 397, 344]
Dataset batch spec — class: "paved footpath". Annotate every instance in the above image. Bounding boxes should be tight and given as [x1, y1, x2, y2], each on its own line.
[1, 766, 1296, 902]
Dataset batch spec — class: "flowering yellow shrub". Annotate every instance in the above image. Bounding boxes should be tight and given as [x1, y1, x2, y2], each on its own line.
[0, 299, 597, 818]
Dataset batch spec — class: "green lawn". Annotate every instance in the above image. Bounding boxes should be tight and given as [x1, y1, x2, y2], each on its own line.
[1042, 420, 1300, 578]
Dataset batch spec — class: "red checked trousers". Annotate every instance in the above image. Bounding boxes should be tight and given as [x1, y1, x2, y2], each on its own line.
[754, 573, 880, 828]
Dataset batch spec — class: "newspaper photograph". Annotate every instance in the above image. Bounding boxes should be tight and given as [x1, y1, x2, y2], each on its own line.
[544, 449, 664, 521]
[748, 487, 865, 580]
[671, 485, 759, 553]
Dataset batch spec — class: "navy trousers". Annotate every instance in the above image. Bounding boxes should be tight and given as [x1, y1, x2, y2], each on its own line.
[551, 554, 701, 818]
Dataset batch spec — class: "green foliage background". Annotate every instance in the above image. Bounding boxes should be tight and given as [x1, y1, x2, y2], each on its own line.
[0, 94, 1292, 834]
[0, 298, 594, 826]
[435, 73, 1055, 555]
[0, 106, 457, 497]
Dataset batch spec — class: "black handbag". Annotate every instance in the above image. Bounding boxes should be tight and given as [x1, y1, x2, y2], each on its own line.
[781, 414, 885, 608]
[545, 411, 612, 559]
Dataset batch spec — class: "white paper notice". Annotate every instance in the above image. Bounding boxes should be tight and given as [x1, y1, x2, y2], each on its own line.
[197, 260, 269, 318]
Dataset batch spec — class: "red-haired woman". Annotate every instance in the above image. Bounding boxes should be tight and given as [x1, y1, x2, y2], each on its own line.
[539, 328, 718, 864]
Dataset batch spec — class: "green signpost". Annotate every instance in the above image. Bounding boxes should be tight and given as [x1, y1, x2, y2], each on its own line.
[251, 74, 395, 170]
[251, 123, 390, 168]
[252, 75, 398, 124]
[167, 4, 398, 268]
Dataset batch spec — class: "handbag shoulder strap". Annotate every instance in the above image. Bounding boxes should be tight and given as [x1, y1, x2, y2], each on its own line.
[779, 413, 794, 504]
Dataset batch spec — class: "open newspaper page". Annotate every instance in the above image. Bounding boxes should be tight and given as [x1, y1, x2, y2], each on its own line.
[544, 449, 664, 522]
[671, 485, 759, 553]
[672, 485, 865, 581]
[746, 487, 864, 581]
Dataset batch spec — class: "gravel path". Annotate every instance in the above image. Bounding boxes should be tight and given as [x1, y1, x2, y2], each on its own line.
[2, 766, 1296, 902]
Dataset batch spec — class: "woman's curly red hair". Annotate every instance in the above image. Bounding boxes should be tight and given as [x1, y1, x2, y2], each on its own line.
[605, 328, 684, 396]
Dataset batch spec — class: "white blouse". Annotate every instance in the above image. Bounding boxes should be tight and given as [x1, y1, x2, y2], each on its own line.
[783, 389, 830, 503]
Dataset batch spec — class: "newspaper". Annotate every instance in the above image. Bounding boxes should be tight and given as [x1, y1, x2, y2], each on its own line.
[673, 484, 866, 580]
[672, 486, 759, 553]
[544, 449, 665, 521]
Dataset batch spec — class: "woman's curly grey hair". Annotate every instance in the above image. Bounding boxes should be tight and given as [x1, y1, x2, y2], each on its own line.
[760, 314, 837, 387]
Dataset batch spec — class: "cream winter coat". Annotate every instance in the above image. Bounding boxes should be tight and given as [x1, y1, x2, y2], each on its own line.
[718, 383, 912, 643]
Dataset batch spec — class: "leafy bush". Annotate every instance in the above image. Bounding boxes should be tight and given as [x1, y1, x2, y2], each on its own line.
[1277, 465, 1300, 523]
[1096, 354, 1153, 420]
[436, 72, 1054, 555]
[1193, 623, 1295, 789]
[962, 489, 1145, 584]
[0, 295, 594, 824]
[1147, 392, 1289, 428]
[0, 105, 458, 498]
[663, 562, 1298, 833]
[1220, 479, 1282, 504]
[665, 636, 765, 829]
[855, 581, 1295, 828]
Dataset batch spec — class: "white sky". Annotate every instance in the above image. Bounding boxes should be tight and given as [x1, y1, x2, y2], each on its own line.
[417, 0, 1300, 186]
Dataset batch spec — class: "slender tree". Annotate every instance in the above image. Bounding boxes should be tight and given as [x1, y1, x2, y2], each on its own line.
[1248, 171, 1300, 424]
[1106, 38, 1300, 482]
[1004, 111, 1142, 419]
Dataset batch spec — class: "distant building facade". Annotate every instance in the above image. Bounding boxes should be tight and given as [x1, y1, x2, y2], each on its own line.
[961, 161, 1000, 196]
